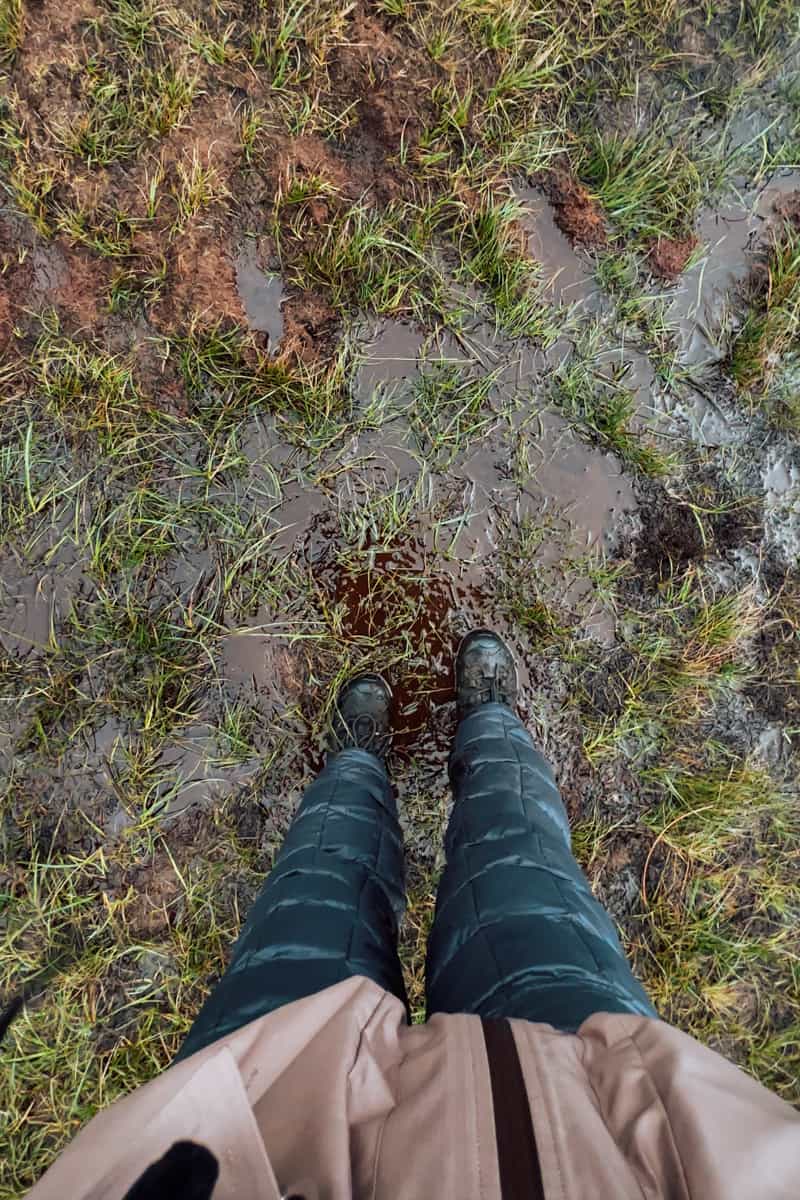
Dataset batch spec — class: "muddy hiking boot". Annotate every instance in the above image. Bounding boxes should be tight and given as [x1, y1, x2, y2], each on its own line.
[456, 629, 518, 718]
[330, 673, 393, 759]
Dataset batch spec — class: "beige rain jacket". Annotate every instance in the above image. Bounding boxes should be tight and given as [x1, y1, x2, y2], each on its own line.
[26, 975, 800, 1199]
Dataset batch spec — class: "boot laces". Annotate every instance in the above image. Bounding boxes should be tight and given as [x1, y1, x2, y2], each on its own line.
[350, 712, 380, 751]
[478, 668, 503, 704]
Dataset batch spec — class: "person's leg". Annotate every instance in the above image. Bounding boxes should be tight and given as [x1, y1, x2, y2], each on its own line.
[426, 632, 655, 1030]
[178, 676, 406, 1060]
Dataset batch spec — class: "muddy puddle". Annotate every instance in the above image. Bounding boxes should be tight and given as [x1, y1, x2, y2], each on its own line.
[0, 551, 84, 657]
[351, 314, 636, 540]
[235, 239, 285, 345]
[155, 726, 248, 818]
[514, 184, 600, 310]
[0, 185, 710, 815]
[662, 169, 800, 441]
[760, 444, 800, 567]
[218, 312, 635, 756]
[670, 171, 800, 361]
[353, 320, 427, 403]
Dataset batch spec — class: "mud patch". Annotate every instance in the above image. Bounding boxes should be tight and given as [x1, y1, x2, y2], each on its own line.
[329, 11, 435, 156]
[541, 165, 607, 247]
[635, 490, 705, 578]
[514, 185, 599, 307]
[235, 241, 285, 346]
[761, 447, 800, 568]
[219, 629, 306, 703]
[460, 407, 636, 559]
[648, 234, 698, 281]
[668, 171, 800, 370]
[278, 291, 338, 365]
[320, 551, 457, 752]
[156, 223, 245, 331]
[0, 217, 108, 342]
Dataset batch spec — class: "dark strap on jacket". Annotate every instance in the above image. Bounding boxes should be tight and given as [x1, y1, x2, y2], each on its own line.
[482, 1018, 545, 1200]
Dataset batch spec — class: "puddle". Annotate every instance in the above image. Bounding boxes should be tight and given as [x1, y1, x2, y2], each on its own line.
[670, 169, 800, 369]
[235, 240, 285, 345]
[31, 242, 69, 294]
[306, 538, 488, 760]
[518, 409, 635, 545]
[218, 619, 307, 703]
[325, 550, 457, 739]
[353, 320, 425, 404]
[155, 726, 231, 816]
[453, 407, 635, 645]
[0, 557, 83, 656]
[514, 184, 600, 309]
[269, 482, 330, 551]
[761, 445, 800, 567]
[346, 310, 638, 648]
[219, 621, 277, 692]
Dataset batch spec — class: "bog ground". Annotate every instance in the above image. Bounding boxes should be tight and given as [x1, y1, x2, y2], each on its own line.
[2, 0, 800, 1190]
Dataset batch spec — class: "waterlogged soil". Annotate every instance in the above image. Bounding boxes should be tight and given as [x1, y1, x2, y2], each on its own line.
[4, 172, 799, 847]
[3, 2, 800, 1141]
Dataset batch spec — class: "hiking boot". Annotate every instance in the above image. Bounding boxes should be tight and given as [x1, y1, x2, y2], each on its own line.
[455, 629, 518, 718]
[330, 673, 393, 759]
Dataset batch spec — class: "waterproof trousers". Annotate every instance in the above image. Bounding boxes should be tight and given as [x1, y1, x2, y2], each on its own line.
[179, 703, 655, 1059]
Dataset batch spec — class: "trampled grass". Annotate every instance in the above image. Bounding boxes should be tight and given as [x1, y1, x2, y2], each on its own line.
[731, 214, 800, 421]
[2, 0, 800, 1193]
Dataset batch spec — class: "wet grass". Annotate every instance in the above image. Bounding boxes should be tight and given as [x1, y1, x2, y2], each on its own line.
[550, 345, 675, 477]
[408, 363, 500, 467]
[638, 760, 799, 1098]
[577, 123, 706, 246]
[581, 568, 763, 762]
[730, 214, 800, 422]
[0, 0, 23, 64]
[1, 799, 264, 1183]
[2, 0, 800, 1191]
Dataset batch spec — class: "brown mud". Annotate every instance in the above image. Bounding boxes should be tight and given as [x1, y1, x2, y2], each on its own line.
[514, 184, 600, 308]
[648, 234, 698, 281]
[540, 165, 607, 247]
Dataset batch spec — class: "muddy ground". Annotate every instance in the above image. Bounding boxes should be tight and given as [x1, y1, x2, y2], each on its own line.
[1, 0, 800, 1189]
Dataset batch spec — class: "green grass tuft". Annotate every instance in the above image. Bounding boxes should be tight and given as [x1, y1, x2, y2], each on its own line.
[730, 217, 800, 422]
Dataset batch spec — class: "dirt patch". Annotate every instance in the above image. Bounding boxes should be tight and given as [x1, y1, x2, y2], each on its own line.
[120, 855, 183, 938]
[0, 218, 33, 348]
[709, 498, 764, 553]
[154, 223, 246, 332]
[278, 290, 338, 364]
[329, 10, 435, 154]
[273, 133, 360, 204]
[774, 190, 800, 227]
[648, 234, 698, 280]
[40, 242, 107, 328]
[541, 165, 607, 246]
[155, 95, 241, 179]
[0, 216, 108, 342]
[636, 491, 706, 578]
[19, 0, 98, 75]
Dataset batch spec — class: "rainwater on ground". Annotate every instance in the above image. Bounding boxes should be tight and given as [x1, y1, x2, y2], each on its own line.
[5, 173, 800, 822]
[662, 169, 800, 444]
[235, 238, 285, 346]
[513, 184, 600, 310]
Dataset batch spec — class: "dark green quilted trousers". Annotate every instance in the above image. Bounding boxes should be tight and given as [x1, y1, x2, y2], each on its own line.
[179, 703, 654, 1059]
